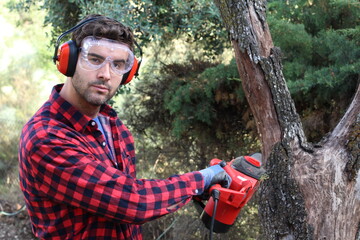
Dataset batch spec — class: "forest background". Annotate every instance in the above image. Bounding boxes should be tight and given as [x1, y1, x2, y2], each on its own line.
[0, 0, 359, 239]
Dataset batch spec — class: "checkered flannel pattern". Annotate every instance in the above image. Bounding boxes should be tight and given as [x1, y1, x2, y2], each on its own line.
[18, 84, 204, 240]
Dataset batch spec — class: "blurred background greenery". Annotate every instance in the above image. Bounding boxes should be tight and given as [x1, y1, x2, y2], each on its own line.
[0, 0, 359, 239]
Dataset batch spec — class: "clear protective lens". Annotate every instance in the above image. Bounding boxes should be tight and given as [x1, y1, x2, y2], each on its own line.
[78, 36, 134, 76]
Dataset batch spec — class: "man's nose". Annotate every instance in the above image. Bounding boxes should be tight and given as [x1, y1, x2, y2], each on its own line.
[97, 61, 112, 80]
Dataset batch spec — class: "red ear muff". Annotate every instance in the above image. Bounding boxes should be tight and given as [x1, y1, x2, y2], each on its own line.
[55, 40, 79, 77]
[121, 57, 141, 85]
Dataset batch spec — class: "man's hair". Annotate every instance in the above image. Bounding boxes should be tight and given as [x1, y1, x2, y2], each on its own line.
[72, 14, 135, 51]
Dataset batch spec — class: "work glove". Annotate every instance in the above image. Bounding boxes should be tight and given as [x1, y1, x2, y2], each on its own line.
[199, 164, 232, 191]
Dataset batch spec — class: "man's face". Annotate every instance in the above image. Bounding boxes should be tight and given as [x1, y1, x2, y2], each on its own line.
[71, 37, 134, 106]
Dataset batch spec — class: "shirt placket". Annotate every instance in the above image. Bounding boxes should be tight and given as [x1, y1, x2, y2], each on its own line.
[109, 118, 126, 173]
[88, 119, 118, 169]
[99, 116, 125, 171]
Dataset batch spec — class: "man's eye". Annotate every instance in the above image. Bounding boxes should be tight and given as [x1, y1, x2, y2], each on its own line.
[88, 56, 104, 65]
[113, 61, 126, 70]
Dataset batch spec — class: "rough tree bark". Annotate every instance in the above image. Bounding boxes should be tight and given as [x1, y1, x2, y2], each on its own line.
[213, 0, 360, 239]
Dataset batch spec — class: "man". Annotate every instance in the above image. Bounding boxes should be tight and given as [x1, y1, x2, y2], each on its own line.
[18, 14, 230, 239]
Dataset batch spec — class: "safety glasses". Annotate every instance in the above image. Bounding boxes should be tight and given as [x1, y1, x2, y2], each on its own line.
[78, 36, 135, 76]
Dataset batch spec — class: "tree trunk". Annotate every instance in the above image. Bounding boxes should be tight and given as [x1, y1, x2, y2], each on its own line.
[213, 0, 360, 239]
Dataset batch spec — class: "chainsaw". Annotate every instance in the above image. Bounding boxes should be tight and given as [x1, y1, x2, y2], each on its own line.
[193, 153, 265, 238]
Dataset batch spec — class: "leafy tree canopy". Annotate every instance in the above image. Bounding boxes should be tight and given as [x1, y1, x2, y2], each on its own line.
[9, 0, 229, 56]
[267, 1, 359, 142]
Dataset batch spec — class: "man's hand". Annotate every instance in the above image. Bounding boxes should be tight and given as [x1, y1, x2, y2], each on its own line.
[199, 164, 232, 191]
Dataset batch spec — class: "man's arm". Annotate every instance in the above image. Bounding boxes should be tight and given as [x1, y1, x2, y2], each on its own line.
[25, 130, 204, 224]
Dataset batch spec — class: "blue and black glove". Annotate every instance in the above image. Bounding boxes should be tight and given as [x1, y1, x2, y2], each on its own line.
[199, 164, 232, 191]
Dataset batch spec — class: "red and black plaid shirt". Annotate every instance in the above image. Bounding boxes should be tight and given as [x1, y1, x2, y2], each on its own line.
[18, 84, 204, 240]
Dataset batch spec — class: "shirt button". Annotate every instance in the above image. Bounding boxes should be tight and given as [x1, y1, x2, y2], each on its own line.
[194, 189, 199, 194]
[90, 121, 96, 126]
[102, 142, 106, 147]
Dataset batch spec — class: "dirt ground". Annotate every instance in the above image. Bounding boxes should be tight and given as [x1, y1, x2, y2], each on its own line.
[0, 198, 36, 240]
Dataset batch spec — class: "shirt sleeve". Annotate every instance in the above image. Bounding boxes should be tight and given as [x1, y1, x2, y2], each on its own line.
[26, 128, 204, 224]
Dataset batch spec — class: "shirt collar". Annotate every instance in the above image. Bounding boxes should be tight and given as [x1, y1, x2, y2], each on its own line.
[49, 84, 118, 133]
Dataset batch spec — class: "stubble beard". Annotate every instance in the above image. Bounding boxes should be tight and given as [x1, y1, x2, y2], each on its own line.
[71, 72, 118, 107]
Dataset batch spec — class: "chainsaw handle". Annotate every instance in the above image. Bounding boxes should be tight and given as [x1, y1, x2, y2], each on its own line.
[209, 184, 248, 195]
[209, 184, 249, 208]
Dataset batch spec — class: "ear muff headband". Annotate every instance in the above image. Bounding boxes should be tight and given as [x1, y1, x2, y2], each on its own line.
[53, 17, 142, 84]
[53, 17, 99, 66]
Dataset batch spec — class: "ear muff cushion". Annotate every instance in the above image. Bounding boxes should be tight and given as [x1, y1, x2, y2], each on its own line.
[56, 40, 79, 77]
[121, 58, 139, 85]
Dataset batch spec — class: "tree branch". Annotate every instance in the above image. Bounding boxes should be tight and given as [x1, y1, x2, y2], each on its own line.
[329, 82, 360, 144]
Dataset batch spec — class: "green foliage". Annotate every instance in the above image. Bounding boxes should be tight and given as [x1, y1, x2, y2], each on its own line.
[268, 0, 360, 35]
[0, 120, 23, 176]
[81, 0, 228, 55]
[9, 0, 229, 55]
[274, 25, 359, 109]
[267, 16, 312, 84]
[0, 1, 57, 176]
[267, 1, 359, 141]
[164, 59, 243, 138]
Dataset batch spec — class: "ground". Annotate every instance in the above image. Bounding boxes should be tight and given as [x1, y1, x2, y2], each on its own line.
[0, 198, 36, 240]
